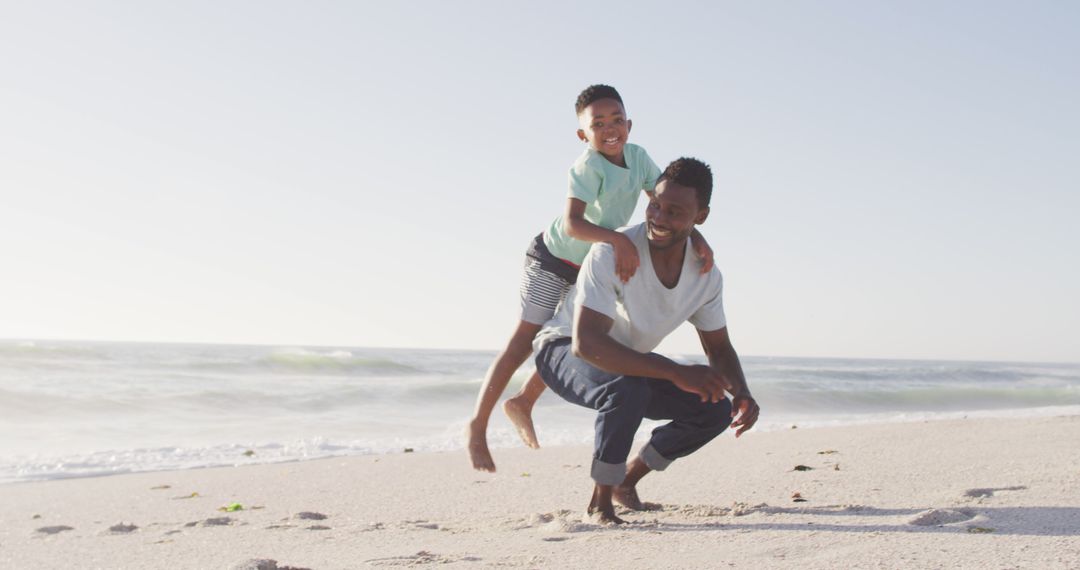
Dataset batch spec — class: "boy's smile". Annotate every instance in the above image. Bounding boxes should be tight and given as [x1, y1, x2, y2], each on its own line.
[577, 98, 631, 167]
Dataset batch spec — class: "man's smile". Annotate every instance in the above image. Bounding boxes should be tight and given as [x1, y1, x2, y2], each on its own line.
[647, 222, 673, 239]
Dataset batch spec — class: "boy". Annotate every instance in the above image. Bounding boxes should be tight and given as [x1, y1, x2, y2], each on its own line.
[468, 85, 713, 472]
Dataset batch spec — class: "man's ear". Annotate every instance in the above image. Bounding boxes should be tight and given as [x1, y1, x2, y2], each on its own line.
[576, 129, 587, 142]
[695, 207, 710, 225]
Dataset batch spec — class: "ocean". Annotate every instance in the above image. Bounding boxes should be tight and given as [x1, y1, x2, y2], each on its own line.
[2, 339, 1078, 484]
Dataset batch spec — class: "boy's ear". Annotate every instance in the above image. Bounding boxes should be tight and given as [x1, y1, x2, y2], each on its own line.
[576, 129, 587, 142]
[694, 207, 710, 225]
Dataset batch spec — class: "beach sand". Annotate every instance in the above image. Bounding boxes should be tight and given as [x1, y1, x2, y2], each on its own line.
[2, 415, 1079, 569]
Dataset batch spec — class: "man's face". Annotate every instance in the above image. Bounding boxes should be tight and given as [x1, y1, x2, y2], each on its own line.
[576, 98, 631, 162]
[645, 180, 709, 249]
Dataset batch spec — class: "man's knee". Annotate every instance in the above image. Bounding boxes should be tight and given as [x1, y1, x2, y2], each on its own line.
[700, 398, 734, 433]
[601, 377, 651, 413]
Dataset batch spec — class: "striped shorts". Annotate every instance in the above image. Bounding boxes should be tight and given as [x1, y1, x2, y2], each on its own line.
[519, 234, 580, 325]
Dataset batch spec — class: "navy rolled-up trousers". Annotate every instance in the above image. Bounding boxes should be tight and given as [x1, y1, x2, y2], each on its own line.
[535, 338, 732, 486]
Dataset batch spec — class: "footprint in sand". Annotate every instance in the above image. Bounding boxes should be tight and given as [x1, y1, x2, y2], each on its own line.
[908, 508, 977, 526]
[184, 516, 236, 528]
[403, 519, 440, 530]
[670, 503, 772, 518]
[104, 523, 138, 535]
[34, 526, 74, 536]
[963, 486, 1027, 499]
[231, 559, 312, 570]
[503, 511, 598, 533]
[363, 551, 481, 566]
[295, 513, 332, 530]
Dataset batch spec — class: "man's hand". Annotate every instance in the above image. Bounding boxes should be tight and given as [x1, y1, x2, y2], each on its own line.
[670, 364, 727, 403]
[730, 394, 759, 438]
[690, 231, 714, 274]
[611, 233, 640, 283]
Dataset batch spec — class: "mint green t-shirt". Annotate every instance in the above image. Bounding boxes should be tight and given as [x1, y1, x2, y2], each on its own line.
[543, 143, 661, 265]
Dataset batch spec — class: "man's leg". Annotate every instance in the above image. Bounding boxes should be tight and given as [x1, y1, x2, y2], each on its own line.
[616, 379, 733, 509]
[535, 338, 652, 523]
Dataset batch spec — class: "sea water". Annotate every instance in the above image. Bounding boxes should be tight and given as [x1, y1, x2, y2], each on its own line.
[2, 339, 1078, 484]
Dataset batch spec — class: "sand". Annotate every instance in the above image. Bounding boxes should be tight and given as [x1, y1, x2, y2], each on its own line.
[2, 415, 1080, 569]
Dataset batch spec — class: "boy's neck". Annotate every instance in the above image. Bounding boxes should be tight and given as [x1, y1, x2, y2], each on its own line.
[598, 149, 627, 168]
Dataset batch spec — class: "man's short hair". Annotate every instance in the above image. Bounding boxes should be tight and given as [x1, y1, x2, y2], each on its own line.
[658, 158, 713, 209]
[575, 84, 624, 115]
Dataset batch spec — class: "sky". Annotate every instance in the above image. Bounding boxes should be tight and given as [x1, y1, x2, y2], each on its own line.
[1, 1, 1077, 363]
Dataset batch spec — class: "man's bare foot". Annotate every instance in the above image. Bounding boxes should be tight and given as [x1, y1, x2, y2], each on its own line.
[587, 506, 626, 525]
[613, 485, 661, 511]
[587, 484, 626, 525]
[502, 397, 540, 449]
[467, 422, 496, 472]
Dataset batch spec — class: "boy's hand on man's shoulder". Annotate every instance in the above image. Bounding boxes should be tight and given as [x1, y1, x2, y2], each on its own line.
[611, 233, 639, 283]
[690, 233, 714, 274]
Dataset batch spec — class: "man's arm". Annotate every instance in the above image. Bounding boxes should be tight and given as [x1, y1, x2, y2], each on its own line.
[697, 327, 759, 437]
[572, 304, 727, 403]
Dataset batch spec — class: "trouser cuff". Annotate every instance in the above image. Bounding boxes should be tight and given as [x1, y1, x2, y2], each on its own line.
[640, 443, 673, 472]
[591, 458, 626, 486]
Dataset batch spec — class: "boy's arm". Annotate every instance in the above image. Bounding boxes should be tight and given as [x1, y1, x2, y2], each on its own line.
[572, 305, 728, 403]
[563, 198, 638, 283]
[697, 327, 758, 437]
[690, 229, 715, 274]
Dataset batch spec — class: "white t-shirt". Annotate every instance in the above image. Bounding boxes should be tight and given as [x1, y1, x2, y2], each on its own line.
[534, 223, 727, 354]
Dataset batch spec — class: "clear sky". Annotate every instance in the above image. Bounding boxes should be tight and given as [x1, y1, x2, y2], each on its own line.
[2, 1, 1077, 362]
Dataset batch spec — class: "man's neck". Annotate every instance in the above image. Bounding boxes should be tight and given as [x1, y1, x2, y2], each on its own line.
[648, 239, 687, 289]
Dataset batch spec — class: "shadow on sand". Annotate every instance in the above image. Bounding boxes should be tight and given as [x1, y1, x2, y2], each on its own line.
[615, 503, 1080, 537]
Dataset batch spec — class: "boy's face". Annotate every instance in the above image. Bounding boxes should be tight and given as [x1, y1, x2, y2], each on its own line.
[577, 98, 631, 162]
[645, 179, 709, 250]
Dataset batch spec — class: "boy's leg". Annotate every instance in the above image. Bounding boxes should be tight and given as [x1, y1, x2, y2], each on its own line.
[502, 370, 546, 449]
[468, 245, 571, 471]
[467, 320, 543, 472]
[500, 251, 572, 449]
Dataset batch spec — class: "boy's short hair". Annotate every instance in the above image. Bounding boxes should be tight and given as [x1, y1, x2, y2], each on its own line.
[659, 158, 713, 209]
[575, 84, 624, 115]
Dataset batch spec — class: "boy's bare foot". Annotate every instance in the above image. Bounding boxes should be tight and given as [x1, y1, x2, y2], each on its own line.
[502, 397, 540, 449]
[613, 485, 661, 511]
[467, 422, 496, 472]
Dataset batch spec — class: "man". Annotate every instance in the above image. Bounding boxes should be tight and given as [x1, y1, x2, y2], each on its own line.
[533, 157, 759, 524]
